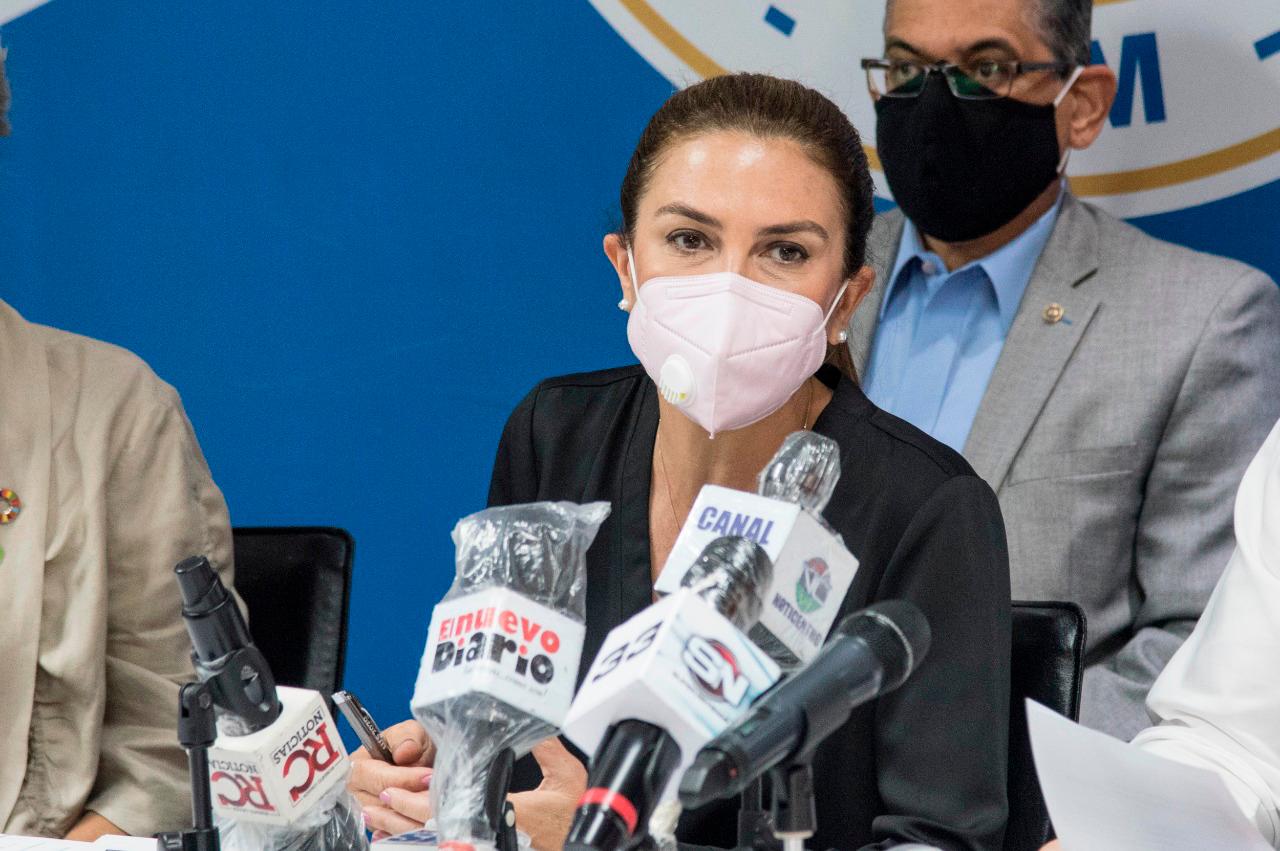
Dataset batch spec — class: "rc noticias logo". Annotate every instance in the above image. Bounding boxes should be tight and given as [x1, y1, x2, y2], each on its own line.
[591, 0, 1280, 218]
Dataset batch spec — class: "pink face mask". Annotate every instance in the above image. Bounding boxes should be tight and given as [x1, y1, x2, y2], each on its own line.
[626, 250, 846, 437]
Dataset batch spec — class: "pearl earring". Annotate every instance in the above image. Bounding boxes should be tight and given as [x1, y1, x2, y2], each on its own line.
[618, 299, 631, 311]
[836, 330, 849, 344]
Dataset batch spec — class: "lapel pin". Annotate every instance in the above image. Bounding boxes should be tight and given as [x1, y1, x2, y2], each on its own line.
[1042, 303, 1066, 325]
[0, 488, 21, 525]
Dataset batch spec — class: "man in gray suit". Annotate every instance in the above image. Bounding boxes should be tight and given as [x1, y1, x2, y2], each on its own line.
[851, 0, 1280, 739]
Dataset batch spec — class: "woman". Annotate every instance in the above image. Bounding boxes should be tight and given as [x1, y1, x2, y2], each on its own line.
[355, 73, 1011, 850]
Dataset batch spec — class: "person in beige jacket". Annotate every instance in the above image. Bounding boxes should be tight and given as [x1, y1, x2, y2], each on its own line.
[0, 289, 235, 840]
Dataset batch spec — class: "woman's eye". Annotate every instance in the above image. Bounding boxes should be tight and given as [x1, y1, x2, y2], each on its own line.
[668, 231, 707, 252]
[768, 243, 809, 264]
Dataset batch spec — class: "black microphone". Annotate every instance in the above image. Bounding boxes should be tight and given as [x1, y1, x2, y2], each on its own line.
[678, 600, 930, 809]
[175, 555, 281, 731]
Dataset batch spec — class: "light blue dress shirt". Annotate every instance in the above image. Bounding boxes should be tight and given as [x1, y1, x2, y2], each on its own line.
[864, 191, 1063, 452]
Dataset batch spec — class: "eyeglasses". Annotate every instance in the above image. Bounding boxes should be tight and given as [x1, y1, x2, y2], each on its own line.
[861, 57, 1077, 101]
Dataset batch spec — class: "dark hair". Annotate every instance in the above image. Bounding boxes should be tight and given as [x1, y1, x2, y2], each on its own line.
[884, 0, 1092, 73]
[1028, 0, 1093, 69]
[618, 74, 875, 379]
[0, 48, 10, 137]
[619, 73, 875, 279]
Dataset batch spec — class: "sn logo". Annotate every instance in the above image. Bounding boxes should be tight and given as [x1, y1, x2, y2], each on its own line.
[682, 636, 749, 706]
[211, 772, 275, 812]
[282, 722, 342, 802]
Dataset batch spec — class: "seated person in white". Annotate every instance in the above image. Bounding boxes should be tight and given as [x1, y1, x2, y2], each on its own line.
[1131, 414, 1280, 846]
[1045, 416, 1280, 850]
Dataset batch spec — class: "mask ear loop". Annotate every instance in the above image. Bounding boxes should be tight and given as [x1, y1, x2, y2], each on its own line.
[626, 246, 639, 291]
[1052, 66, 1085, 174]
[1052, 66, 1084, 107]
[620, 245, 639, 310]
[821, 281, 851, 341]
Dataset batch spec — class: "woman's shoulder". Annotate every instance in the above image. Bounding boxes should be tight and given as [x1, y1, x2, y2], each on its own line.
[490, 365, 652, 504]
[512, 364, 650, 426]
[822, 380, 1000, 547]
[864, 407, 979, 483]
[826, 377, 980, 489]
[499, 364, 650, 449]
[527, 364, 649, 397]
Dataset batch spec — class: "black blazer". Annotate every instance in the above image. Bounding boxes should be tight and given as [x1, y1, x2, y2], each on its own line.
[490, 365, 1011, 851]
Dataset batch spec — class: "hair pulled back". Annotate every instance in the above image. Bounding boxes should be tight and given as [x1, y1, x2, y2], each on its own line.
[619, 73, 875, 278]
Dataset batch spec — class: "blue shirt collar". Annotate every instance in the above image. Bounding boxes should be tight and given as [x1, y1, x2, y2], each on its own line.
[881, 184, 1065, 332]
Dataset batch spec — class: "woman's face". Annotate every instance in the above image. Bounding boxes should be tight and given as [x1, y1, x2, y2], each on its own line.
[607, 131, 869, 324]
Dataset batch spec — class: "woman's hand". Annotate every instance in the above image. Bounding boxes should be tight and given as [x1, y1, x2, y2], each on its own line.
[375, 736, 588, 851]
[348, 719, 436, 839]
[509, 737, 589, 851]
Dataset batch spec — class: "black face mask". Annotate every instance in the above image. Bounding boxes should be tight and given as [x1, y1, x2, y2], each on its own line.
[875, 72, 1065, 243]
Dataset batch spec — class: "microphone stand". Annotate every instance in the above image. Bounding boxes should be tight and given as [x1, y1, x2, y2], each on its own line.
[156, 681, 221, 851]
[766, 761, 816, 851]
[736, 778, 780, 851]
[732, 760, 816, 851]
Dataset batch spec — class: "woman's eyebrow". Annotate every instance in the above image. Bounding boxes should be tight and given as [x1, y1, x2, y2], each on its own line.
[759, 220, 829, 240]
[655, 203, 722, 228]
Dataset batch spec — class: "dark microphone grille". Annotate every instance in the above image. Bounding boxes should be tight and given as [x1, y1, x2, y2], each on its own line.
[838, 600, 931, 690]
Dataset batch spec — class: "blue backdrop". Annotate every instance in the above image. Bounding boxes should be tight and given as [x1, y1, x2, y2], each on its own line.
[1, 1, 1277, 737]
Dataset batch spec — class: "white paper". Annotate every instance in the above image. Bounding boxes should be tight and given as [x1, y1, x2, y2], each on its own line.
[1026, 699, 1272, 850]
[0, 836, 156, 850]
[90, 837, 158, 851]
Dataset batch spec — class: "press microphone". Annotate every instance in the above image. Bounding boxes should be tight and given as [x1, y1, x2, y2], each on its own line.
[678, 600, 931, 809]
[410, 501, 610, 850]
[563, 537, 781, 851]
[654, 432, 859, 669]
[175, 556, 366, 851]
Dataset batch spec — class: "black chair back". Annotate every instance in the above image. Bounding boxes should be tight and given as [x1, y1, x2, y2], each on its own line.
[231, 526, 355, 698]
[1005, 601, 1087, 851]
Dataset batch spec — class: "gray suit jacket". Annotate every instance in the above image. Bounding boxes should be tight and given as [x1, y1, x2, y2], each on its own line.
[848, 193, 1280, 739]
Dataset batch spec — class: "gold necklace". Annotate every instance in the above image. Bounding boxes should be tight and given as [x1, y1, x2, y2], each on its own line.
[656, 378, 815, 529]
[656, 432, 681, 531]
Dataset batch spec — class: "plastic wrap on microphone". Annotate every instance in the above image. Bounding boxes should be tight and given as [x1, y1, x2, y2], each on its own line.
[756, 430, 841, 517]
[654, 431, 858, 668]
[410, 501, 611, 850]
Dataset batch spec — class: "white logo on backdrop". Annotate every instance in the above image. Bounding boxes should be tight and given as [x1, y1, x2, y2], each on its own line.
[590, 0, 1280, 218]
[0, 0, 51, 26]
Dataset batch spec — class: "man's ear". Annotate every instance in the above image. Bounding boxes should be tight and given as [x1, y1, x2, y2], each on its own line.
[603, 232, 636, 309]
[1064, 65, 1117, 151]
[828, 266, 876, 343]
